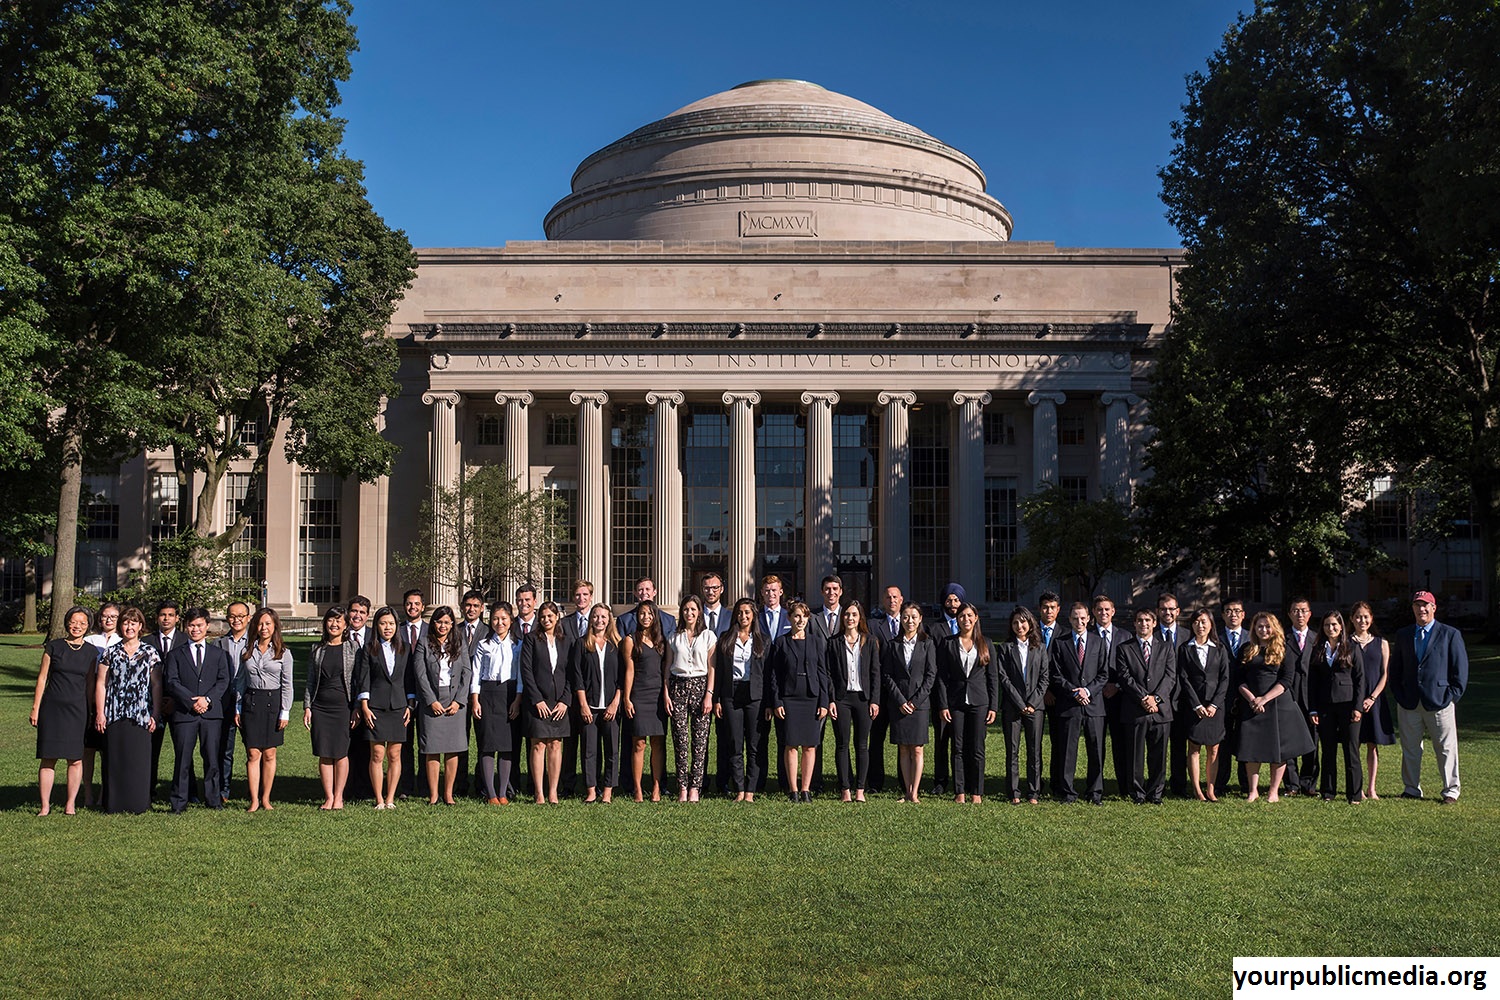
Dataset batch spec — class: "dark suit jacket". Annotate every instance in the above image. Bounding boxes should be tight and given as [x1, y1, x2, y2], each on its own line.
[520, 632, 573, 710]
[1048, 630, 1107, 718]
[614, 609, 677, 642]
[1283, 627, 1317, 710]
[560, 610, 591, 642]
[806, 605, 845, 646]
[928, 615, 959, 640]
[304, 641, 358, 708]
[163, 642, 232, 722]
[995, 639, 1049, 720]
[400, 619, 429, 653]
[569, 639, 621, 708]
[1308, 642, 1367, 714]
[701, 605, 733, 637]
[1219, 626, 1252, 660]
[933, 634, 998, 716]
[148, 630, 189, 660]
[1389, 621, 1468, 712]
[712, 631, 767, 706]
[460, 620, 493, 658]
[881, 636, 937, 710]
[756, 606, 793, 645]
[411, 639, 472, 709]
[871, 612, 903, 644]
[766, 637, 831, 708]
[1115, 637, 1176, 723]
[354, 642, 414, 713]
[824, 633, 880, 703]
[1176, 641, 1230, 715]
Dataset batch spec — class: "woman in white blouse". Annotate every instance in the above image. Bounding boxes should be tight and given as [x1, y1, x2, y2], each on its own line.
[665, 595, 716, 802]
[411, 607, 472, 806]
[570, 604, 622, 803]
[81, 601, 122, 808]
[235, 608, 294, 812]
[1177, 608, 1229, 801]
[354, 607, 411, 809]
[713, 599, 766, 802]
[471, 602, 523, 805]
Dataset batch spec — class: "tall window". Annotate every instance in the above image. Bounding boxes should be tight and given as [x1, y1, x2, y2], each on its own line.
[541, 478, 578, 605]
[983, 410, 1016, 447]
[756, 404, 804, 600]
[832, 405, 879, 608]
[1222, 557, 1263, 604]
[236, 418, 261, 448]
[78, 474, 120, 597]
[0, 558, 24, 603]
[609, 406, 654, 605]
[681, 405, 729, 598]
[909, 405, 950, 604]
[1368, 476, 1408, 542]
[150, 472, 180, 542]
[474, 413, 502, 448]
[224, 473, 267, 588]
[984, 477, 1018, 603]
[1059, 414, 1088, 447]
[1060, 475, 1090, 504]
[298, 473, 341, 604]
[546, 412, 578, 447]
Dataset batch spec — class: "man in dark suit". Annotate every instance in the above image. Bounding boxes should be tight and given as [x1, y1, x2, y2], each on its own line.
[1049, 602, 1108, 804]
[928, 582, 966, 795]
[754, 573, 793, 792]
[214, 601, 251, 805]
[455, 589, 490, 797]
[563, 579, 593, 641]
[700, 572, 732, 637]
[1091, 594, 1134, 800]
[866, 584, 904, 793]
[148, 600, 189, 798]
[344, 595, 375, 802]
[163, 607, 232, 813]
[1035, 590, 1064, 796]
[1156, 592, 1195, 797]
[615, 576, 677, 639]
[1214, 597, 1250, 796]
[1116, 607, 1176, 804]
[510, 583, 541, 640]
[400, 588, 429, 798]
[1282, 596, 1318, 794]
[1389, 590, 1468, 803]
[803, 574, 845, 793]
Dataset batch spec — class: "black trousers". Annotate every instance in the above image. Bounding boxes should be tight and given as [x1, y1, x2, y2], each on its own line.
[831, 695, 874, 791]
[1168, 714, 1190, 797]
[1129, 715, 1170, 802]
[948, 706, 989, 796]
[1003, 709, 1045, 800]
[866, 699, 890, 791]
[1318, 704, 1363, 801]
[722, 685, 762, 793]
[1054, 712, 1106, 802]
[169, 717, 222, 812]
[1105, 695, 1131, 799]
[558, 734, 579, 798]
[578, 710, 619, 791]
[932, 710, 953, 787]
[1045, 703, 1063, 794]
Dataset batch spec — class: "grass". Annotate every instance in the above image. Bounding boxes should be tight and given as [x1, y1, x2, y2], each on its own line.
[0, 632, 1496, 998]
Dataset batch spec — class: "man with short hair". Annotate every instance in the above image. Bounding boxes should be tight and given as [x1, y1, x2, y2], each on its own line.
[1389, 591, 1468, 803]
[1156, 591, 1195, 797]
[565, 580, 594, 641]
[1036, 593, 1062, 649]
[213, 601, 251, 805]
[807, 575, 844, 643]
[1036, 590, 1062, 795]
[1214, 598, 1250, 796]
[400, 589, 428, 798]
[346, 596, 372, 649]
[873, 585, 903, 643]
[928, 583, 966, 795]
[754, 573, 792, 792]
[511, 583, 540, 639]
[164, 608, 233, 813]
[866, 585, 903, 792]
[1049, 602, 1107, 804]
[615, 576, 677, 639]
[1282, 597, 1318, 795]
[1116, 608, 1175, 804]
[700, 572, 730, 636]
[344, 595, 375, 801]
[1091, 594, 1133, 801]
[148, 600, 188, 798]
[456, 590, 490, 797]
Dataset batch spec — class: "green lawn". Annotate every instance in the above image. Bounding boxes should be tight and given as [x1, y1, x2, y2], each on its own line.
[1, 633, 1495, 998]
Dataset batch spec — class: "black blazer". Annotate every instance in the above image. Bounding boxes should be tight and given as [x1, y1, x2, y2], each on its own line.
[163, 642, 232, 722]
[712, 632, 767, 706]
[460, 620, 492, 658]
[304, 641, 358, 709]
[806, 606, 844, 646]
[1115, 637, 1176, 723]
[766, 636, 831, 708]
[995, 639, 1049, 719]
[1176, 641, 1230, 715]
[354, 643, 413, 713]
[1049, 630, 1108, 718]
[569, 639, 622, 708]
[1309, 642, 1367, 713]
[824, 633, 880, 703]
[520, 632, 573, 709]
[933, 634, 998, 715]
[881, 636, 937, 709]
[1283, 627, 1317, 709]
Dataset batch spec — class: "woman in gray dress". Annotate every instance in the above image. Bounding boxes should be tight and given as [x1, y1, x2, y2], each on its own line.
[303, 607, 359, 810]
[412, 606, 471, 805]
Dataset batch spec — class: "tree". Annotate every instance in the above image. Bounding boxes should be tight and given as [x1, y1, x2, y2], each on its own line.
[0, 1, 415, 637]
[1150, 0, 1500, 620]
[1013, 485, 1142, 600]
[106, 531, 263, 617]
[393, 466, 568, 603]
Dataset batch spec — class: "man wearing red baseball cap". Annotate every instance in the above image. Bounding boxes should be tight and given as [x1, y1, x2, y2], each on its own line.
[1388, 591, 1468, 803]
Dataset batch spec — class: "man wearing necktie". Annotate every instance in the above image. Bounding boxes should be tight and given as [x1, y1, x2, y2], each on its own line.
[755, 574, 792, 793]
[1118, 608, 1174, 804]
[568, 580, 594, 641]
[400, 589, 429, 799]
[700, 572, 730, 637]
[164, 608, 232, 813]
[1156, 592, 1195, 798]
[1035, 591, 1061, 796]
[1049, 602, 1107, 804]
[1389, 591, 1468, 803]
[457, 590, 492, 798]
[1215, 598, 1250, 796]
[344, 596, 376, 802]
[1282, 597, 1319, 795]
[148, 601, 189, 799]
[1092, 594, 1133, 800]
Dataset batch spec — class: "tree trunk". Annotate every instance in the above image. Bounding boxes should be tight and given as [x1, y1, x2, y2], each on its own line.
[23, 555, 37, 634]
[48, 408, 85, 640]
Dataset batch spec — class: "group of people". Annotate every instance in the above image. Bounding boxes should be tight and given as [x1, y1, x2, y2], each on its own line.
[29, 571, 1469, 814]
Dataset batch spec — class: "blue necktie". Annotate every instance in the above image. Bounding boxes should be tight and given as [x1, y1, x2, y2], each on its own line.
[1042, 625, 1053, 647]
[1416, 626, 1430, 661]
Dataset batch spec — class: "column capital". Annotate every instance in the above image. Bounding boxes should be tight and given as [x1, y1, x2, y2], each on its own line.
[721, 390, 762, 407]
[493, 391, 534, 407]
[645, 390, 685, 407]
[1026, 390, 1067, 407]
[1099, 392, 1140, 407]
[952, 390, 993, 408]
[800, 390, 840, 408]
[570, 390, 609, 408]
[421, 390, 461, 408]
[877, 390, 917, 408]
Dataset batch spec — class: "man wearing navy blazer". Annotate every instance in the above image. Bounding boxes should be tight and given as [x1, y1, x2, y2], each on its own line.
[563, 580, 594, 642]
[1156, 592, 1198, 798]
[802, 574, 846, 794]
[399, 589, 429, 798]
[1116, 608, 1176, 804]
[148, 600, 190, 798]
[615, 576, 677, 640]
[1282, 597, 1319, 795]
[754, 573, 793, 792]
[1050, 602, 1108, 804]
[1389, 590, 1468, 803]
[455, 590, 492, 798]
[1215, 598, 1251, 795]
[164, 607, 233, 813]
[1091, 594, 1134, 799]
[699, 572, 732, 637]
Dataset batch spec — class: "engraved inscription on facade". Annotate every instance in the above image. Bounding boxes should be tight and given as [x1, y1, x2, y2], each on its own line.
[739, 211, 818, 237]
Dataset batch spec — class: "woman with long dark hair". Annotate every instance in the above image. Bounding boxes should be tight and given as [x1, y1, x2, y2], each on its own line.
[471, 602, 522, 805]
[355, 606, 411, 809]
[883, 601, 937, 803]
[713, 599, 766, 802]
[1348, 601, 1394, 799]
[304, 606, 359, 810]
[412, 605, 471, 805]
[935, 602, 996, 804]
[520, 601, 571, 805]
[1310, 609, 1365, 803]
[828, 600, 880, 802]
[665, 595, 715, 802]
[996, 605, 1047, 805]
[766, 602, 831, 803]
[621, 600, 668, 802]
[236, 608, 293, 812]
[1178, 608, 1229, 801]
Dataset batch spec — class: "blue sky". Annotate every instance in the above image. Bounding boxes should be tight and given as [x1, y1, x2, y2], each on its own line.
[339, 1, 1247, 250]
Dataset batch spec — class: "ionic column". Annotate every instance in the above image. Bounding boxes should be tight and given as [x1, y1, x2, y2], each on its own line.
[571, 391, 609, 600]
[1027, 390, 1066, 492]
[647, 391, 684, 611]
[421, 390, 462, 609]
[1099, 392, 1140, 503]
[722, 391, 760, 601]
[355, 397, 390, 605]
[802, 390, 839, 591]
[493, 392, 534, 491]
[952, 391, 992, 599]
[878, 391, 916, 596]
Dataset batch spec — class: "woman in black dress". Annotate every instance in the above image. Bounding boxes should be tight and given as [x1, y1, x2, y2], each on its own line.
[303, 607, 359, 810]
[1309, 609, 1365, 803]
[828, 601, 880, 802]
[471, 602, 521, 805]
[31, 605, 97, 815]
[93, 607, 161, 815]
[621, 600, 668, 802]
[713, 599, 766, 802]
[1232, 612, 1315, 802]
[934, 603, 996, 804]
[766, 602, 831, 803]
[882, 601, 938, 804]
[1349, 601, 1394, 799]
[1177, 608, 1229, 801]
[355, 607, 410, 809]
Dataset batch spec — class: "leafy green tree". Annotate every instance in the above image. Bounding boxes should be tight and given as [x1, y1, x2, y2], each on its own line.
[1150, 0, 1500, 618]
[0, 1, 415, 636]
[1014, 485, 1142, 601]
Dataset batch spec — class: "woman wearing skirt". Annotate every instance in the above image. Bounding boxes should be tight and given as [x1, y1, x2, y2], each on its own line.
[883, 601, 938, 803]
[412, 606, 472, 805]
[94, 608, 161, 815]
[355, 607, 412, 809]
[304, 607, 359, 810]
[472, 602, 522, 805]
[1232, 612, 1316, 802]
[766, 602, 831, 803]
[33, 606, 100, 815]
[236, 608, 295, 812]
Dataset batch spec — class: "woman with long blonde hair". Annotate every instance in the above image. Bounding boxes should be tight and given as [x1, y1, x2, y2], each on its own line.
[1232, 612, 1315, 802]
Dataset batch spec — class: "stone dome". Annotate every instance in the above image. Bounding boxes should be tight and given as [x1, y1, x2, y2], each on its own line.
[543, 79, 1012, 242]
